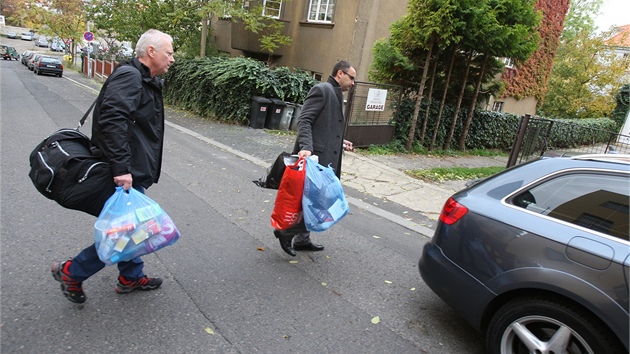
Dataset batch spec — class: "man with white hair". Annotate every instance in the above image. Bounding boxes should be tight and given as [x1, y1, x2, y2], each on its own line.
[51, 29, 175, 303]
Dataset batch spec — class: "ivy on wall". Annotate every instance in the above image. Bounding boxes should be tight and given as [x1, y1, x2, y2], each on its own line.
[500, 0, 570, 104]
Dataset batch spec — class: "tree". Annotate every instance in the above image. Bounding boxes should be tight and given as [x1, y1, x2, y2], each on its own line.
[539, 0, 630, 118]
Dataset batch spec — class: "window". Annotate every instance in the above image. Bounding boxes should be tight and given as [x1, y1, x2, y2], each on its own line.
[308, 0, 335, 23]
[511, 173, 629, 240]
[501, 57, 514, 69]
[492, 101, 503, 112]
[262, 0, 282, 19]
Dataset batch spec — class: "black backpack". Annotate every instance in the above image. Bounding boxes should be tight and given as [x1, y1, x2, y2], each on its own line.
[28, 101, 116, 217]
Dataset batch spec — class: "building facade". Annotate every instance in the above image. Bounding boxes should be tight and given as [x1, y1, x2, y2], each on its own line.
[211, 0, 408, 82]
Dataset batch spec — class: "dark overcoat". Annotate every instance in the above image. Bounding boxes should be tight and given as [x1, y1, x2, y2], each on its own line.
[292, 76, 346, 178]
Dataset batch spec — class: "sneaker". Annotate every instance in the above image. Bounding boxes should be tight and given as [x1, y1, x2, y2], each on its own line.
[51, 259, 86, 304]
[115, 275, 163, 294]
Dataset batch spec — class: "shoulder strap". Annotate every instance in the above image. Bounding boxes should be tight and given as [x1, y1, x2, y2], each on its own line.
[77, 100, 97, 130]
[76, 64, 140, 130]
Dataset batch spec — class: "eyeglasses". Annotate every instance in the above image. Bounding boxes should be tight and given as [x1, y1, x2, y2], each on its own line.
[342, 71, 355, 81]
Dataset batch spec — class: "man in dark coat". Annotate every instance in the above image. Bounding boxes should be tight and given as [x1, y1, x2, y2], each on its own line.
[274, 60, 356, 256]
[51, 29, 175, 304]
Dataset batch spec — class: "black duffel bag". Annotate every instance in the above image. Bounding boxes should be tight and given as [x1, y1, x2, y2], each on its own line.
[28, 101, 116, 217]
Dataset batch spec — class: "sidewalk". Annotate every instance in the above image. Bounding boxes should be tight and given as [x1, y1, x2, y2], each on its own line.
[64, 69, 507, 235]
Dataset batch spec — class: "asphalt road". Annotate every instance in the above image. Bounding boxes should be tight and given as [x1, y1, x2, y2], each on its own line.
[0, 42, 484, 353]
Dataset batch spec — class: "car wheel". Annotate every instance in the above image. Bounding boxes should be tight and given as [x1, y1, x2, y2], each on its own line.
[486, 296, 623, 354]
[36, 69, 41, 75]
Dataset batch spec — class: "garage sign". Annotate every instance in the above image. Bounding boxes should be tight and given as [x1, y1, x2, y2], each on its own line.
[365, 88, 387, 111]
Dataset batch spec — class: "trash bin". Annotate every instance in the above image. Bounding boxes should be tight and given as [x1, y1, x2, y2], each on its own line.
[265, 98, 287, 130]
[280, 103, 295, 131]
[289, 104, 303, 131]
[250, 96, 272, 129]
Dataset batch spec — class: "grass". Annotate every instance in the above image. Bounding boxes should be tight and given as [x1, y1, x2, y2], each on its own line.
[405, 166, 505, 182]
[356, 141, 508, 158]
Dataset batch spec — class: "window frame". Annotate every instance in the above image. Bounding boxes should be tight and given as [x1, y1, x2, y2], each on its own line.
[307, 0, 335, 23]
[262, 0, 282, 19]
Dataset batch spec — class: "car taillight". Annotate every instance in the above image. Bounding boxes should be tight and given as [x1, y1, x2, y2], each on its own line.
[439, 197, 468, 225]
[60, 64, 63, 69]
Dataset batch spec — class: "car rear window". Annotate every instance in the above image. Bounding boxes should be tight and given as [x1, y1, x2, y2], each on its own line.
[511, 172, 629, 241]
[42, 58, 61, 64]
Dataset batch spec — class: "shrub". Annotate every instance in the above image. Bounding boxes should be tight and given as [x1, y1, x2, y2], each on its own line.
[163, 57, 317, 125]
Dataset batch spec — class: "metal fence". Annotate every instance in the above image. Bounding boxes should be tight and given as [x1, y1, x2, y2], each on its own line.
[343, 82, 403, 147]
[507, 114, 630, 167]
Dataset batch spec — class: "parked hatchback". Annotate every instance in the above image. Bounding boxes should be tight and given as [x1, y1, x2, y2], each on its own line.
[419, 154, 629, 354]
[21, 32, 33, 41]
[33, 57, 63, 77]
[35, 37, 49, 47]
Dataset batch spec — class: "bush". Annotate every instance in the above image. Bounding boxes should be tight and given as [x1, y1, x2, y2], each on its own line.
[392, 97, 618, 151]
[163, 57, 317, 124]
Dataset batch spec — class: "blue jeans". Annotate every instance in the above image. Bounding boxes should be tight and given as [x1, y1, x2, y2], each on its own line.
[68, 186, 146, 282]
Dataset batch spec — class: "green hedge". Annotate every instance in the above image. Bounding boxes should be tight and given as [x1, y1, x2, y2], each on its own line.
[392, 98, 619, 151]
[163, 57, 317, 124]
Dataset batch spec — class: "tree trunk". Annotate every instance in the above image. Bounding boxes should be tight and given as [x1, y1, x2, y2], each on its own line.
[200, 17, 209, 58]
[458, 55, 488, 150]
[405, 36, 434, 151]
[430, 49, 456, 151]
[444, 51, 472, 151]
[419, 47, 440, 146]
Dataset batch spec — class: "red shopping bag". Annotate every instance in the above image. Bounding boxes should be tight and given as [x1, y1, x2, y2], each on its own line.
[271, 157, 306, 230]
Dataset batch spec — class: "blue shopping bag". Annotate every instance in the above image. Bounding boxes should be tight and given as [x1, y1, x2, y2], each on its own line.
[302, 156, 350, 232]
[94, 187, 180, 265]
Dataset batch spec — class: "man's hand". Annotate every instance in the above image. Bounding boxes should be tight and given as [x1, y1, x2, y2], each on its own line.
[113, 173, 133, 191]
[343, 140, 354, 151]
[298, 150, 312, 158]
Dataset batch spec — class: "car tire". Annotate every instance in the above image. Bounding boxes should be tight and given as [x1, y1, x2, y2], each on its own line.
[36, 69, 41, 75]
[486, 296, 623, 354]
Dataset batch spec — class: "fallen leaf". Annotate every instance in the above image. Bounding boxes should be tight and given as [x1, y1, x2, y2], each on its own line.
[371, 316, 380, 324]
[384, 280, 392, 284]
[257, 247, 265, 251]
[410, 287, 416, 291]
[373, 235, 381, 239]
[289, 260, 298, 264]
[204, 327, 215, 335]
[264, 200, 270, 203]
[321, 282, 327, 286]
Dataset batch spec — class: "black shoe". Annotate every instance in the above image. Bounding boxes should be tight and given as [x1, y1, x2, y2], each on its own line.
[273, 230, 296, 257]
[293, 242, 324, 252]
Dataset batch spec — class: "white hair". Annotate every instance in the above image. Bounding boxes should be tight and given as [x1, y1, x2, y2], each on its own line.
[135, 29, 173, 58]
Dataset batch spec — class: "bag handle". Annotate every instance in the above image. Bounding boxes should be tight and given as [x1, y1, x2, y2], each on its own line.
[76, 100, 97, 130]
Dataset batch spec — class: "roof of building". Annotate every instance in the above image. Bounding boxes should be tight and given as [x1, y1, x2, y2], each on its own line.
[605, 24, 630, 47]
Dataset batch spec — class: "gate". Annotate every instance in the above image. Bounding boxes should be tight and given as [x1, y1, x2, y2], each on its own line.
[343, 82, 403, 147]
[507, 114, 630, 167]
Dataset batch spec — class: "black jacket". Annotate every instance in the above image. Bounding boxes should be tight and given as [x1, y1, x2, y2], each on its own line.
[91, 58, 164, 189]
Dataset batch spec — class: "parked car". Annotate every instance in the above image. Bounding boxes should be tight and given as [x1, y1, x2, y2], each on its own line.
[419, 154, 629, 354]
[33, 56, 63, 77]
[6, 31, 17, 39]
[0, 45, 19, 60]
[28, 54, 46, 70]
[22, 51, 36, 66]
[21, 32, 33, 41]
[119, 46, 133, 57]
[50, 41, 65, 52]
[21, 51, 33, 65]
[35, 37, 49, 47]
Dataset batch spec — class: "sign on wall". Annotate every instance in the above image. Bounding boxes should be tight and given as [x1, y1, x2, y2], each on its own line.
[365, 88, 388, 111]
